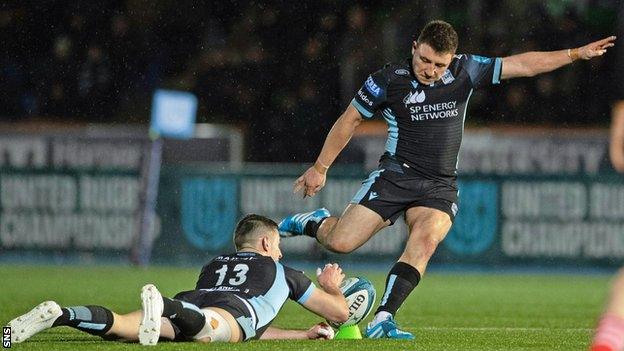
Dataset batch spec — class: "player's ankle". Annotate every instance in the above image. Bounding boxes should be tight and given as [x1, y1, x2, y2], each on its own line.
[371, 311, 392, 325]
[54, 306, 114, 336]
[304, 216, 328, 238]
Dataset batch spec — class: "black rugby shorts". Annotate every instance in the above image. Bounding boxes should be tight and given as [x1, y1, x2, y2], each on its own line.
[350, 161, 458, 224]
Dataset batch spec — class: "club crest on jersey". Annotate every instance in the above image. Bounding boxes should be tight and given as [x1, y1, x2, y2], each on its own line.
[365, 76, 382, 97]
[441, 70, 455, 84]
[403, 90, 426, 105]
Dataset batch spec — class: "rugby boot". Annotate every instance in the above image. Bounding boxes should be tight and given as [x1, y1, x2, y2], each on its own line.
[278, 208, 330, 237]
[8, 301, 63, 343]
[365, 315, 415, 340]
[139, 284, 164, 346]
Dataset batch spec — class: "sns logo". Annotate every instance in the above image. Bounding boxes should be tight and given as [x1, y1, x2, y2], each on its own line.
[3, 327, 10, 348]
[403, 90, 426, 105]
[365, 76, 381, 97]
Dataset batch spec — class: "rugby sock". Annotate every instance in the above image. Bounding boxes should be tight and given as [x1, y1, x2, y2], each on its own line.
[52, 306, 114, 336]
[591, 314, 624, 351]
[304, 217, 328, 238]
[375, 262, 421, 316]
[162, 297, 206, 337]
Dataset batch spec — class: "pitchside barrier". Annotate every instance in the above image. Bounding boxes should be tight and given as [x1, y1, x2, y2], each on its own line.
[151, 128, 624, 267]
[1, 126, 623, 268]
[0, 125, 242, 264]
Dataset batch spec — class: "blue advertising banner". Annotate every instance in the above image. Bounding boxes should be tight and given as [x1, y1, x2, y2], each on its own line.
[181, 177, 238, 251]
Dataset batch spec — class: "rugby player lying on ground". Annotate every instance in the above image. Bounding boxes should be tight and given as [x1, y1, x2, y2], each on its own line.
[7, 214, 348, 344]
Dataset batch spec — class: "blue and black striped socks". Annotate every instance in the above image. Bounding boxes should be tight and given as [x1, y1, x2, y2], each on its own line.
[375, 262, 421, 315]
[52, 305, 114, 336]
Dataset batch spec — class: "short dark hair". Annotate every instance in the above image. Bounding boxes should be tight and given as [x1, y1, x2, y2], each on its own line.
[417, 20, 458, 54]
[234, 214, 278, 250]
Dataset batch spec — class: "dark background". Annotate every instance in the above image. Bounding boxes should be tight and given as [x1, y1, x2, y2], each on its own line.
[0, 0, 620, 161]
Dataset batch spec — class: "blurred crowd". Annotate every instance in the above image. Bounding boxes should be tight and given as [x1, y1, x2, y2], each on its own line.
[0, 0, 619, 161]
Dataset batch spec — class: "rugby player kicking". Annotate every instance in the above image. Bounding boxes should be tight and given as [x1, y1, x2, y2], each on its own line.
[279, 20, 615, 339]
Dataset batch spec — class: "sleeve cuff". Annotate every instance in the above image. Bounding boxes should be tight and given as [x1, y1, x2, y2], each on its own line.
[296, 283, 315, 304]
[492, 57, 502, 84]
[351, 99, 374, 118]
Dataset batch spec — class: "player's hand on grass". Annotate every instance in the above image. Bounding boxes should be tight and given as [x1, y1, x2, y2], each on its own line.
[578, 36, 616, 60]
[316, 263, 345, 295]
[293, 162, 327, 198]
[306, 322, 335, 340]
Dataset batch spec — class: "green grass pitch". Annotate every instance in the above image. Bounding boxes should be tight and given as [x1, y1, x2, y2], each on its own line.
[0, 265, 612, 350]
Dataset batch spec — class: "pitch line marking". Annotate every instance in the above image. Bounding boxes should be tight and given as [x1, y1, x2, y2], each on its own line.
[417, 326, 592, 332]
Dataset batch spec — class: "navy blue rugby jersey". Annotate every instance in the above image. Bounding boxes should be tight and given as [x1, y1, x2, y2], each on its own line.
[194, 252, 315, 338]
[352, 55, 502, 181]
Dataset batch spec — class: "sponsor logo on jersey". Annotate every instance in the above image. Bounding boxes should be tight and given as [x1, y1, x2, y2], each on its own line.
[394, 68, 410, 76]
[368, 191, 379, 201]
[202, 286, 240, 292]
[408, 100, 459, 121]
[403, 90, 426, 105]
[365, 76, 382, 97]
[357, 89, 374, 107]
[441, 70, 455, 84]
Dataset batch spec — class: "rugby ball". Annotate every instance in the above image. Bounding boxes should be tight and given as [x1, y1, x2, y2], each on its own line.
[329, 276, 376, 328]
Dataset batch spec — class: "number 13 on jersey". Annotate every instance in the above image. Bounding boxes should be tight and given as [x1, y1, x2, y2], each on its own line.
[215, 264, 249, 286]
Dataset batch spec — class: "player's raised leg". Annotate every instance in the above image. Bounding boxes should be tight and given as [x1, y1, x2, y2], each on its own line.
[280, 203, 387, 254]
[278, 208, 331, 237]
[367, 206, 452, 339]
[317, 204, 388, 253]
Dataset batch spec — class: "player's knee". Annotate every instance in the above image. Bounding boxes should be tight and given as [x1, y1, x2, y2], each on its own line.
[195, 336, 212, 343]
[325, 236, 356, 254]
[419, 236, 442, 257]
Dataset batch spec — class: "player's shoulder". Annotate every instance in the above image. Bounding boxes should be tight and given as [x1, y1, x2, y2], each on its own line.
[450, 53, 468, 67]
[280, 263, 308, 278]
[382, 60, 411, 76]
[373, 60, 412, 85]
[281, 263, 302, 272]
[452, 53, 497, 67]
[449, 53, 478, 75]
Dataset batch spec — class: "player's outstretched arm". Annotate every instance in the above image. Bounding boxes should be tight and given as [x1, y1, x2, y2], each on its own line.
[500, 36, 616, 79]
[610, 101, 624, 173]
[293, 104, 363, 198]
[260, 323, 334, 340]
[300, 264, 349, 324]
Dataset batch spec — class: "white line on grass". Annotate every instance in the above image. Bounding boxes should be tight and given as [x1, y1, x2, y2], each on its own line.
[417, 327, 592, 332]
